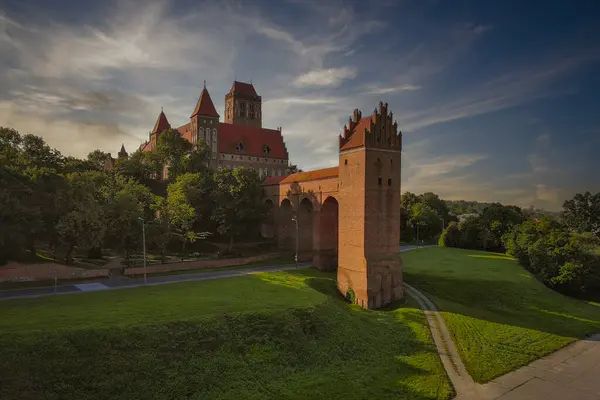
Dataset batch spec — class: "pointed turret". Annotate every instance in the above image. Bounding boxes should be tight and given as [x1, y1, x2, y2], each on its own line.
[118, 143, 128, 159]
[152, 109, 171, 134]
[191, 87, 219, 118]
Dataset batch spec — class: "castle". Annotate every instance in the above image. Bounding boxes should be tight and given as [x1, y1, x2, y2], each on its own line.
[106, 81, 290, 179]
[262, 102, 404, 309]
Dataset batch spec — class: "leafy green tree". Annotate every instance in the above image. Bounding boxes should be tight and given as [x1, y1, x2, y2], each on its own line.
[87, 149, 111, 170]
[183, 139, 212, 174]
[103, 176, 155, 262]
[439, 221, 460, 247]
[155, 129, 193, 181]
[166, 173, 212, 259]
[457, 216, 484, 249]
[55, 172, 108, 264]
[410, 202, 442, 242]
[421, 192, 450, 225]
[212, 167, 264, 251]
[563, 191, 600, 237]
[148, 196, 172, 262]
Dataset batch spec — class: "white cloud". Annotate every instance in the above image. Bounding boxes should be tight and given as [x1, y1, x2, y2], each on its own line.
[365, 84, 421, 95]
[293, 67, 357, 87]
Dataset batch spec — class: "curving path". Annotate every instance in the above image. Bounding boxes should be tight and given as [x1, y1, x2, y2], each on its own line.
[406, 283, 600, 400]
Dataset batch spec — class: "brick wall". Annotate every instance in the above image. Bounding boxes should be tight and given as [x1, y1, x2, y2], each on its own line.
[124, 253, 281, 276]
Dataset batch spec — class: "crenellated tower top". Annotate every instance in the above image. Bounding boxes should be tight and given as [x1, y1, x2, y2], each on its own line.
[339, 101, 402, 153]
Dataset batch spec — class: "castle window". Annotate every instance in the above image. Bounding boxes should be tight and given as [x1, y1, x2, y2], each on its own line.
[239, 101, 246, 117]
[344, 159, 348, 166]
[263, 145, 271, 155]
[388, 178, 392, 187]
[249, 103, 256, 119]
[378, 178, 382, 186]
[390, 159, 393, 168]
[236, 142, 244, 152]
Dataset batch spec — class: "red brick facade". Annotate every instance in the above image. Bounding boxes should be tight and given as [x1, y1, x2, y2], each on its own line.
[262, 102, 403, 309]
[133, 81, 290, 178]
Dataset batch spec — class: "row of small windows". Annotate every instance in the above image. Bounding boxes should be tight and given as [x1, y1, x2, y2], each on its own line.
[377, 178, 393, 187]
[221, 154, 287, 164]
[343, 158, 394, 168]
[218, 163, 285, 177]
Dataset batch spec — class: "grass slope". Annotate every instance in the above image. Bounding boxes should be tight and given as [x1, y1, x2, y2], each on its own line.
[0, 269, 452, 400]
[403, 247, 600, 383]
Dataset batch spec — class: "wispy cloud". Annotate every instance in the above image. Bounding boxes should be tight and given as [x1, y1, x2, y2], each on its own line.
[293, 67, 357, 87]
[365, 84, 421, 95]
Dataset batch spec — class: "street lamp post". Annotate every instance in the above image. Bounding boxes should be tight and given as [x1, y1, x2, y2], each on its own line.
[138, 217, 147, 286]
[292, 216, 299, 268]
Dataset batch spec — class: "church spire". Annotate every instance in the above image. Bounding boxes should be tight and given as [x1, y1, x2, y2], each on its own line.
[152, 109, 171, 134]
[191, 86, 219, 118]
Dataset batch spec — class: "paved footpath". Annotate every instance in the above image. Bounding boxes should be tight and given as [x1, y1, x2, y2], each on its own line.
[0, 262, 311, 301]
[408, 283, 600, 400]
[0, 245, 431, 301]
[473, 333, 600, 400]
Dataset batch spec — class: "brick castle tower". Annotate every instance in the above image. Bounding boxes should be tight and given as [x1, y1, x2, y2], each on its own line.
[337, 102, 403, 308]
[224, 81, 262, 128]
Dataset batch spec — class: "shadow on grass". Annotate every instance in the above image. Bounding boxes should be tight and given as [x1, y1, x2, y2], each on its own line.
[404, 271, 600, 338]
[0, 270, 452, 400]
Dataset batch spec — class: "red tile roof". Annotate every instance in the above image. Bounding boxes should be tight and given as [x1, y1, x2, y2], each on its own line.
[340, 115, 375, 151]
[176, 122, 193, 142]
[152, 110, 171, 134]
[229, 81, 258, 97]
[279, 167, 339, 184]
[219, 123, 288, 159]
[191, 88, 219, 118]
[262, 176, 287, 186]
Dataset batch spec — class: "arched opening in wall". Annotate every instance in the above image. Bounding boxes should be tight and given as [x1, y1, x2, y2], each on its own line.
[317, 196, 339, 271]
[260, 199, 275, 239]
[298, 197, 314, 261]
[279, 199, 294, 251]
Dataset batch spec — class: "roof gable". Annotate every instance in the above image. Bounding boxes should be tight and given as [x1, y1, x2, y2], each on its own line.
[229, 81, 258, 97]
[191, 88, 219, 118]
[152, 110, 171, 134]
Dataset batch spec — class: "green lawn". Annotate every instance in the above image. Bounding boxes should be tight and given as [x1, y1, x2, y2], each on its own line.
[403, 247, 600, 383]
[0, 268, 453, 400]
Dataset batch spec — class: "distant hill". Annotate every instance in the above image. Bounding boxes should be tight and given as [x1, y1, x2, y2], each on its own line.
[444, 200, 562, 219]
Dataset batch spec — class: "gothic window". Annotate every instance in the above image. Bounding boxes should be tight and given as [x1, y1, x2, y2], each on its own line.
[198, 127, 204, 143]
[388, 178, 392, 187]
[236, 142, 244, 152]
[378, 177, 382, 186]
[263, 145, 271, 156]
[249, 103, 255, 119]
[239, 101, 246, 117]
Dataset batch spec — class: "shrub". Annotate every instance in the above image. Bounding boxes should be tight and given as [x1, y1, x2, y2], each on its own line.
[345, 288, 356, 304]
[439, 222, 460, 247]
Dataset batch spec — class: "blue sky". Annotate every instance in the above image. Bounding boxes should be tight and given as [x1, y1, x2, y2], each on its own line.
[1, 0, 599, 210]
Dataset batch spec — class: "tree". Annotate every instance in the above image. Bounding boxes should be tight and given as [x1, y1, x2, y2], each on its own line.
[421, 192, 450, 225]
[183, 139, 212, 174]
[54, 171, 109, 263]
[289, 164, 302, 173]
[458, 215, 484, 249]
[87, 149, 111, 170]
[439, 221, 460, 247]
[155, 128, 193, 181]
[166, 173, 212, 259]
[212, 167, 265, 251]
[563, 191, 600, 237]
[410, 202, 442, 242]
[103, 176, 155, 262]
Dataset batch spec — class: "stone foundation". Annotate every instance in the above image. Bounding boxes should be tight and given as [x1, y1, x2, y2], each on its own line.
[365, 255, 403, 309]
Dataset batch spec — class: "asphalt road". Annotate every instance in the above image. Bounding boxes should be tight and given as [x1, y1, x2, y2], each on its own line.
[0, 245, 430, 301]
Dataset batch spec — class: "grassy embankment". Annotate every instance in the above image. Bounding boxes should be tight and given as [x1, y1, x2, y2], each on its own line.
[0, 268, 453, 400]
[403, 247, 600, 383]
